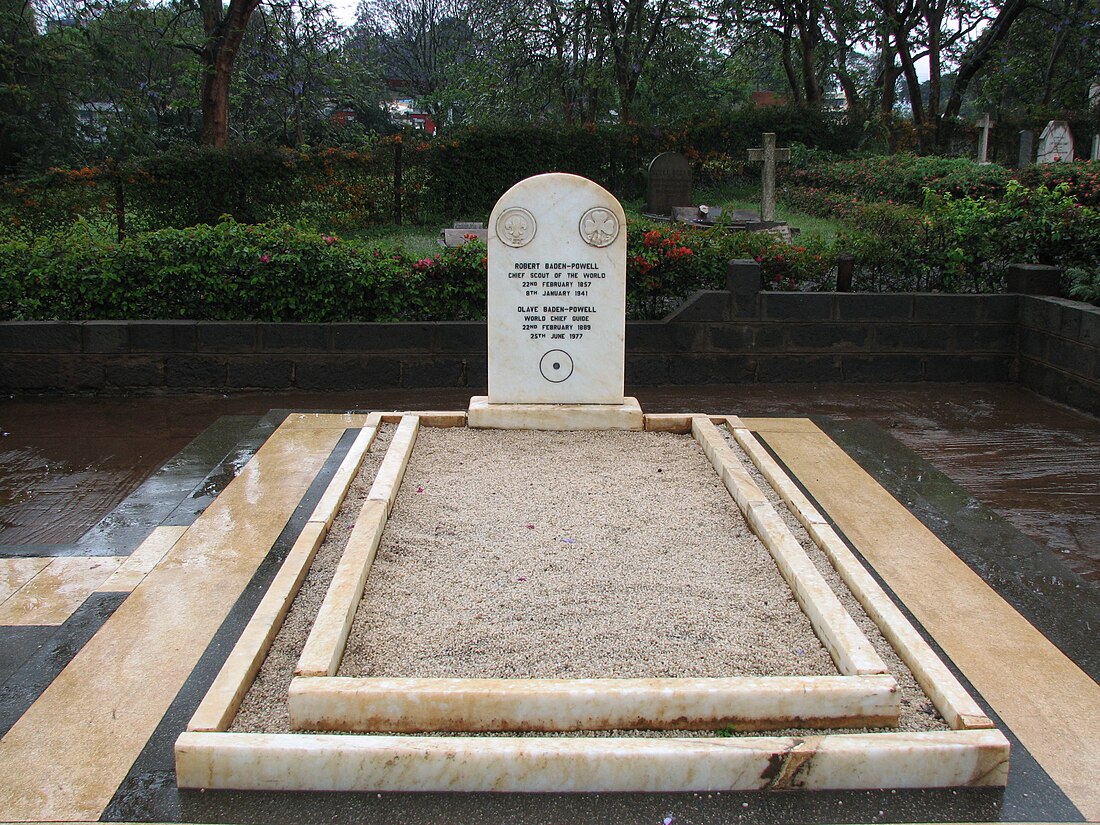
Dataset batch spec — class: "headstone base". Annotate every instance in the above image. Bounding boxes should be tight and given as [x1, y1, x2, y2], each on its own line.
[467, 396, 644, 431]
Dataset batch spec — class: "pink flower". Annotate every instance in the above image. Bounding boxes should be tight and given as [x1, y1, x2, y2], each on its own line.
[322, 235, 338, 245]
[259, 254, 271, 263]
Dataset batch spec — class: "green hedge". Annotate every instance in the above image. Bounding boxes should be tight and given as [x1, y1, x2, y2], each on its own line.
[783, 152, 1100, 207]
[784, 178, 1100, 293]
[0, 220, 484, 321]
[6, 218, 829, 322]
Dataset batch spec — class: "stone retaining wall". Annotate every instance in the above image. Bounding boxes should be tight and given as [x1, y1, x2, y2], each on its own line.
[1017, 296, 1100, 415]
[1, 263, 1096, 416]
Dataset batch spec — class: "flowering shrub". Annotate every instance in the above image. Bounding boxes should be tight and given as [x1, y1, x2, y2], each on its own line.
[625, 220, 836, 317]
[784, 153, 1100, 209]
[783, 154, 1011, 205]
[1018, 163, 1100, 208]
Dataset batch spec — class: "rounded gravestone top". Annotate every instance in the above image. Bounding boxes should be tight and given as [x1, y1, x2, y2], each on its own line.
[646, 152, 693, 216]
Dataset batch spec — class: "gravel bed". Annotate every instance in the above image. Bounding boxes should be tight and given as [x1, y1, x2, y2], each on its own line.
[338, 428, 834, 680]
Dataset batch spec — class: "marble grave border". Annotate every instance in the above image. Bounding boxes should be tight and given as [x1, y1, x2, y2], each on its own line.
[174, 412, 1010, 793]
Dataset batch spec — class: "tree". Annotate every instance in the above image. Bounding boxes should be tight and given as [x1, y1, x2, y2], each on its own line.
[970, 0, 1100, 114]
[593, 0, 698, 122]
[235, 0, 352, 145]
[193, 0, 262, 146]
[355, 0, 477, 130]
[872, 0, 1031, 148]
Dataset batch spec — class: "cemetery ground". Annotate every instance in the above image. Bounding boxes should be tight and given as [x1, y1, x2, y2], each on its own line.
[345, 190, 841, 256]
[0, 383, 1097, 824]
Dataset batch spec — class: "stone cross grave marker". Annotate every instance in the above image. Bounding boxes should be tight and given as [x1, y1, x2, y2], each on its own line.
[1018, 130, 1034, 167]
[747, 133, 790, 221]
[1037, 120, 1074, 163]
[646, 152, 693, 216]
[485, 173, 627, 405]
[976, 114, 993, 164]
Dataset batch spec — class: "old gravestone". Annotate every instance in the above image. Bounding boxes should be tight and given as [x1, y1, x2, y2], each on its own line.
[646, 152, 693, 216]
[1093, 82, 1100, 161]
[468, 173, 641, 430]
[1037, 120, 1074, 163]
[1018, 130, 1034, 167]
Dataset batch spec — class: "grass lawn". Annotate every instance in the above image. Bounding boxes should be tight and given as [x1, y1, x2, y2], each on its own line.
[339, 225, 442, 256]
[622, 183, 843, 242]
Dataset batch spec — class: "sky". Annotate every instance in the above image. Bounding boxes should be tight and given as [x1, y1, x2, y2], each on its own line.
[327, 0, 359, 27]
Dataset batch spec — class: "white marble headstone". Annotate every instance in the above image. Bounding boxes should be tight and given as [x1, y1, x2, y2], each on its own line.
[487, 173, 626, 405]
[1037, 120, 1074, 163]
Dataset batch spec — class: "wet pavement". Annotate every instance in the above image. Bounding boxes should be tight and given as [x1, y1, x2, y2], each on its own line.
[1, 384, 1099, 823]
[3, 383, 1098, 583]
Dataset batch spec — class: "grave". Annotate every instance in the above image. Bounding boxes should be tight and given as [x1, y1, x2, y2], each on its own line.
[439, 221, 488, 248]
[747, 132, 790, 222]
[1018, 129, 1035, 167]
[1038, 120, 1075, 163]
[644, 151, 693, 216]
[170, 172, 1011, 797]
[1093, 82, 1100, 161]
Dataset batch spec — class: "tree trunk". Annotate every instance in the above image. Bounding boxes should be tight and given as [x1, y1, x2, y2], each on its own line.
[836, 62, 863, 111]
[1041, 27, 1069, 105]
[799, 31, 823, 103]
[781, 23, 803, 103]
[199, 0, 261, 148]
[200, 52, 233, 146]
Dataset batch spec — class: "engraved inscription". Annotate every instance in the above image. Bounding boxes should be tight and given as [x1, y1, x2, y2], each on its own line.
[539, 349, 574, 383]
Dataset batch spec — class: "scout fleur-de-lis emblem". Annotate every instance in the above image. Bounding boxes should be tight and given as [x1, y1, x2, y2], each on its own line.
[496, 207, 536, 247]
[504, 215, 527, 242]
[580, 207, 619, 247]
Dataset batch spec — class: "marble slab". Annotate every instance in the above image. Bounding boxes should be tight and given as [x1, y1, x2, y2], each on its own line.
[0, 556, 124, 626]
[175, 728, 1010, 792]
[98, 525, 188, 593]
[189, 418, 384, 732]
[288, 674, 898, 733]
[487, 173, 627, 404]
[189, 520, 328, 732]
[467, 396, 643, 431]
[365, 415, 419, 516]
[307, 413, 381, 530]
[0, 557, 52, 605]
[295, 499, 387, 678]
